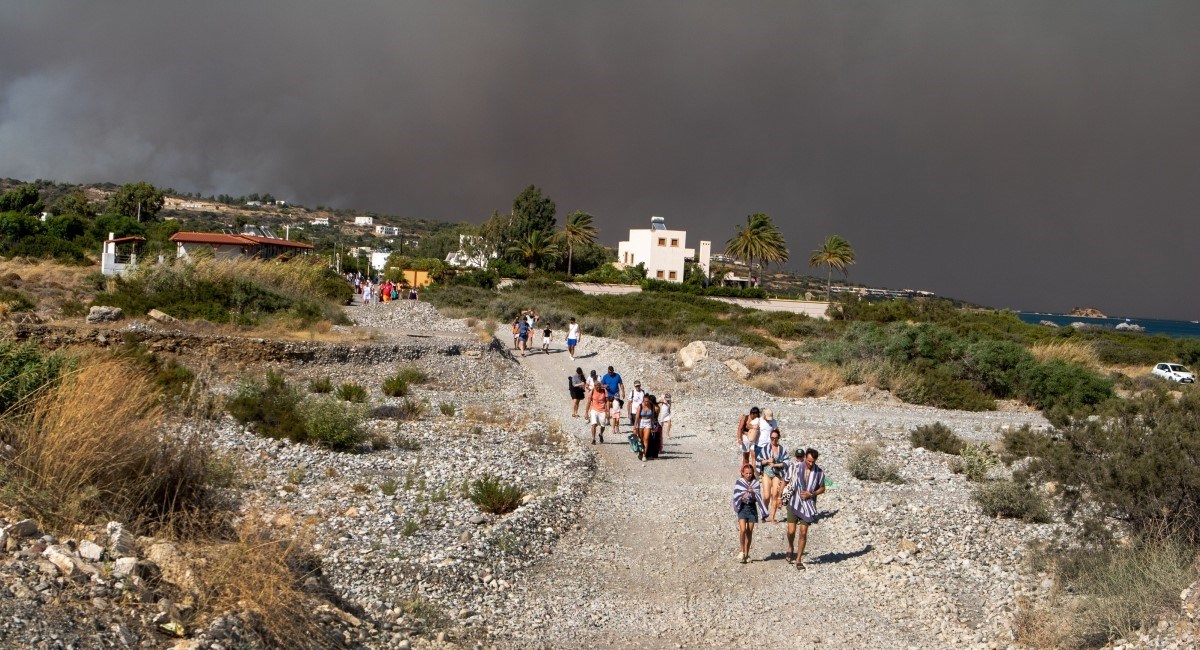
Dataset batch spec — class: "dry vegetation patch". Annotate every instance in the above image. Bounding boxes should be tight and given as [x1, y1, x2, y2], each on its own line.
[1029, 340, 1101, 369]
[748, 362, 845, 398]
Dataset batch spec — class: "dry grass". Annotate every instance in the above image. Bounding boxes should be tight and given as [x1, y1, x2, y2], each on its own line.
[629, 336, 682, 355]
[0, 258, 96, 290]
[200, 519, 337, 649]
[748, 363, 845, 398]
[464, 404, 527, 428]
[0, 357, 212, 532]
[1030, 340, 1101, 369]
[742, 355, 781, 375]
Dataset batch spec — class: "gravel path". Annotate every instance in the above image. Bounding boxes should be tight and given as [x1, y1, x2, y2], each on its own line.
[487, 332, 1053, 649]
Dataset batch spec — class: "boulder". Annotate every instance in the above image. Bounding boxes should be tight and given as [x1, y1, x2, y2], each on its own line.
[724, 358, 751, 380]
[1038, 320, 1060, 328]
[4, 519, 40, 539]
[148, 309, 178, 324]
[145, 542, 199, 594]
[677, 341, 707, 369]
[43, 545, 97, 579]
[86, 306, 124, 323]
[78, 540, 105, 562]
[106, 522, 136, 557]
[111, 557, 139, 578]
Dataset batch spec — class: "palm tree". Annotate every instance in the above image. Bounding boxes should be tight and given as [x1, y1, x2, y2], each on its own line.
[809, 235, 856, 300]
[507, 230, 560, 273]
[559, 210, 597, 276]
[724, 213, 789, 275]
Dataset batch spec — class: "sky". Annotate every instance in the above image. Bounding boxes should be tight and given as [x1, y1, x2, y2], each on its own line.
[1, 1, 1198, 319]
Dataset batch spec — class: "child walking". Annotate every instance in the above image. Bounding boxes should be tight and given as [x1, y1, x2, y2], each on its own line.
[732, 464, 768, 564]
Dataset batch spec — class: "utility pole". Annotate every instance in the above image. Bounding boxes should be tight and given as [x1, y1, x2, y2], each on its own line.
[136, 200, 141, 222]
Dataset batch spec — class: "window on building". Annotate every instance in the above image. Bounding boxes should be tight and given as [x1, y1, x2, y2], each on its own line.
[668, 271, 677, 279]
[656, 270, 665, 279]
[670, 238, 679, 247]
[658, 238, 666, 246]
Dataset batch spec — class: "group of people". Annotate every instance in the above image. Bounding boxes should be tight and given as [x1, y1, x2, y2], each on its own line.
[731, 405, 825, 569]
[511, 312, 582, 359]
[349, 272, 418, 305]
[569, 365, 672, 462]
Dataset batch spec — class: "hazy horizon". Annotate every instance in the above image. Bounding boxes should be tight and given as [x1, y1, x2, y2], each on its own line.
[2, 2, 1198, 319]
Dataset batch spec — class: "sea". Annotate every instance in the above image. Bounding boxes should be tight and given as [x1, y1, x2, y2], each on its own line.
[1016, 312, 1200, 339]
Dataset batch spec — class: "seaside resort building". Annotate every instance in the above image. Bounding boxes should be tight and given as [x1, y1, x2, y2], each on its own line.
[617, 216, 710, 282]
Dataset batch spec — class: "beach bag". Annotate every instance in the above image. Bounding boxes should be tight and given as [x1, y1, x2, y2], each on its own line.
[627, 433, 644, 454]
[646, 424, 662, 459]
[782, 480, 796, 504]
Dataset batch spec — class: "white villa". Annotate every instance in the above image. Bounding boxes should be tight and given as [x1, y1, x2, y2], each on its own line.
[354, 216, 374, 226]
[444, 234, 496, 270]
[617, 216, 710, 282]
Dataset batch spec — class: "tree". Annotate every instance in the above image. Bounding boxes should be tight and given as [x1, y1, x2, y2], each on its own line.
[49, 190, 96, 218]
[724, 213, 788, 273]
[506, 230, 560, 273]
[509, 185, 557, 244]
[809, 235, 856, 299]
[106, 182, 164, 221]
[0, 184, 43, 215]
[559, 210, 597, 276]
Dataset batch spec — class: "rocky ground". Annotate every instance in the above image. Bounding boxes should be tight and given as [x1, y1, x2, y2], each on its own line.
[1, 298, 1196, 649]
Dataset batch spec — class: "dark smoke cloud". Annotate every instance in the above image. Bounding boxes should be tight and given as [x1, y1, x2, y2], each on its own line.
[2, 1, 1198, 319]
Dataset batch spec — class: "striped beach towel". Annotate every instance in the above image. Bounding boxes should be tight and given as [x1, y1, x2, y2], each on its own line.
[785, 461, 824, 523]
[731, 478, 769, 520]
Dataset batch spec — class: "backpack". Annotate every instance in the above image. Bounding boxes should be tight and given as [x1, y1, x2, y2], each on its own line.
[567, 375, 574, 391]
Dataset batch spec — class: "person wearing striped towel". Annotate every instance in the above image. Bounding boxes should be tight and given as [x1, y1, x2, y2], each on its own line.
[783, 448, 825, 569]
[732, 464, 769, 564]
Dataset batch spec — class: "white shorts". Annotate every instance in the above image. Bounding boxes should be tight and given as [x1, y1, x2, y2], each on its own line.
[542, 337, 551, 345]
[589, 409, 606, 425]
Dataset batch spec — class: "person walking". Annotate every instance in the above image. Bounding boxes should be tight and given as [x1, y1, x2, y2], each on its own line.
[659, 392, 673, 439]
[783, 448, 826, 569]
[600, 366, 624, 404]
[632, 393, 658, 462]
[626, 380, 645, 426]
[732, 464, 768, 564]
[517, 317, 531, 357]
[541, 324, 552, 354]
[756, 432, 789, 523]
[751, 408, 778, 458]
[566, 317, 581, 360]
[569, 367, 587, 418]
[735, 407, 761, 466]
[587, 382, 608, 444]
[511, 318, 521, 349]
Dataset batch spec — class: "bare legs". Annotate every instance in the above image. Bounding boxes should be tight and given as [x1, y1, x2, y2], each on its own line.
[738, 519, 755, 562]
[661, 419, 672, 439]
[786, 521, 810, 568]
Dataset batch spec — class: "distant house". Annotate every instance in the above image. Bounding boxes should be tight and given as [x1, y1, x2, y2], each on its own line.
[100, 233, 147, 276]
[445, 234, 496, 270]
[354, 216, 373, 226]
[310, 217, 330, 226]
[245, 201, 262, 207]
[617, 216, 710, 282]
[169, 228, 313, 262]
[375, 225, 400, 236]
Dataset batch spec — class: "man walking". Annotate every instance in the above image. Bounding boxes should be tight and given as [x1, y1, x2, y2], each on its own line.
[600, 366, 624, 404]
[587, 382, 609, 444]
[566, 317, 581, 360]
[627, 380, 645, 425]
[517, 317, 531, 357]
[783, 448, 825, 569]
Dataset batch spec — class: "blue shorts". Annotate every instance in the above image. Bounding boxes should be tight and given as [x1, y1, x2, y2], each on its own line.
[567, 338, 578, 346]
[737, 501, 759, 522]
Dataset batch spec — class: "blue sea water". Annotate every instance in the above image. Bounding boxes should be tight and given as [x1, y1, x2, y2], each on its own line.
[1016, 312, 1200, 339]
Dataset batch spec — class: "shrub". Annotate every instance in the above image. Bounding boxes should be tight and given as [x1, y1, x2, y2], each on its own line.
[0, 289, 37, 312]
[381, 376, 409, 397]
[0, 358, 214, 531]
[227, 372, 307, 442]
[379, 478, 399, 496]
[895, 368, 996, 412]
[439, 401, 456, 416]
[972, 479, 1050, 522]
[847, 444, 903, 483]
[300, 399, 367, 451]
[394, 366, 428, 385]
[909, 422, 965, 455]
[1019, 359, 1113, 412]
[960, 443, 998, 482]
[335, 382, 368, 403]
[308, 376, 333, 393]
[0, 340, 68, 416]
[468, 474, 525, 514]
[58, 299, 87, 318]
[748, 363, 844, 398]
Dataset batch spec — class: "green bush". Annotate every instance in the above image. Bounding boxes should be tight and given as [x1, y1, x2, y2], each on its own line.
[895, 368, 996, 412]
[960, 443, 998, 482]
[226, 371, 307, 442]
[0, 289, 37, 312]
[336, 382, 368, 403]
[0, 341, 68, 416]
[300, 399, 367, 451]
[468, 474, 525, 515]
[308, 376, 333, 393]
[909, 422, 965, 455]
[972, 479, 1050, 522]
[394, 366, 428, 385]
[847, 444, 903, 483]
[59, 299, 87, 318]
[1019, 359, 1113, 412]
[439, 401, 456, 416]
[381, 376, 409, 397]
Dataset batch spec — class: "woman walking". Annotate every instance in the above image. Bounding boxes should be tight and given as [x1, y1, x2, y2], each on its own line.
[756, 431, 788, 523]
[569, 367, 587, 418]
[732, 464, 768, 564]
[659, 392, 673, 439]
[632, 394, 658, 463]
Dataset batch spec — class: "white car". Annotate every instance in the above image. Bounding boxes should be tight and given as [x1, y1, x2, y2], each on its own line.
[1152, 363, 1195, 383]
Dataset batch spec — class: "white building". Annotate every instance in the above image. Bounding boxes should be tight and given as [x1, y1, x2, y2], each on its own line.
[617, 216, 710, 282]
[444, 234, 496, 269]
[354, 216, 374, 226]
[369, 250, 391, 273]
[375, 225, 400, 236]
[100, 232, 146, 276]
[310, 217, 330, 226]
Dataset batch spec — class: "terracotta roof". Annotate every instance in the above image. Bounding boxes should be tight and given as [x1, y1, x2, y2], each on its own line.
[104, 236, 146, 244]
[170, 232, 255, 246]
[169, 232, 314, 249]
[240, 235, 314, 249]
